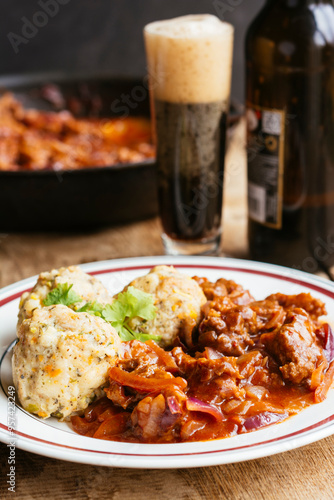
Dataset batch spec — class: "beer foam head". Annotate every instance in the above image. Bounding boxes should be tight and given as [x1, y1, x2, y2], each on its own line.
[144, 15, 234, 103]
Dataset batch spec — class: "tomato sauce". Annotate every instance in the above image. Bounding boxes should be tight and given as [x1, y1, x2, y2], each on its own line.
[71, 277, 334, 443]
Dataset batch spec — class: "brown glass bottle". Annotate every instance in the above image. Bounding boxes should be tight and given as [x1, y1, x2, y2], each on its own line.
[246, 0, 334, 273]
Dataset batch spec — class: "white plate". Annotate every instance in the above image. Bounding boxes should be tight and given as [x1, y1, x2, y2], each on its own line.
[1, 256, 334, 469]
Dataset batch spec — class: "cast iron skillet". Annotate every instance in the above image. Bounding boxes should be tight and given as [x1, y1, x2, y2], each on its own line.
[0, 72, 157, 231]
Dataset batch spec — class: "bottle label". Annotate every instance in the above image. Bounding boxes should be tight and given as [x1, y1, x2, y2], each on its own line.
[247, 105, 285, 229]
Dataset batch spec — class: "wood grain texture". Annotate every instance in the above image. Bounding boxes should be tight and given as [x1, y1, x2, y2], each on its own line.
[0, 119, 333, 499]
[1, 437, 334, 500]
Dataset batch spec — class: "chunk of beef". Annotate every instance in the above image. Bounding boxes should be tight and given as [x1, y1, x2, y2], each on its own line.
[172, 346, 240, 380]
[172, 347, 243, 403]
[197, 298, 257, 356]
[261, 308, 327, 385]
[250, 299, 286, 331]
[194, 276, 254, 305]
[266, 293, 326, 322]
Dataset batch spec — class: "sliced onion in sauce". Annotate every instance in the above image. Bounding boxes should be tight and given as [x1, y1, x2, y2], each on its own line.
[186, 397, 223, 421]
[243, 412, 288, 431]
[244, 384, 268, 401]
[324, 324, 334, 363]
[223, 399, 242, 414]
[236, 400, 253, 415]
[204, 347, 224, 360]
[167, 396, 182, 415]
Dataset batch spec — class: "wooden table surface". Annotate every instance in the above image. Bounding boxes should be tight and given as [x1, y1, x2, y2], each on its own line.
[1, 121, 333, 499]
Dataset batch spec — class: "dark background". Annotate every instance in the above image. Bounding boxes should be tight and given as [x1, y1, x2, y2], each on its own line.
[1, 0, 265, 103]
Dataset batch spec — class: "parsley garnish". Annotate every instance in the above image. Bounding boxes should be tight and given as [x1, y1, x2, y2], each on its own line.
[77, 301, 104, 317]
[43, 283, 160, 342]
[102, 286, 159, 342]
[43, 283, 82, 307]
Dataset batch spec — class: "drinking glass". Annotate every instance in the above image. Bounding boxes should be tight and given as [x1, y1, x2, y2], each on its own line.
[144, 14, 234, 255]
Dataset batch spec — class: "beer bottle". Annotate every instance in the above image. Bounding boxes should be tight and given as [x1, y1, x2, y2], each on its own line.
[246, 0, 334, 273]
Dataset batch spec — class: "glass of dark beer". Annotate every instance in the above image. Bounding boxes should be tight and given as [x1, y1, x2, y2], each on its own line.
[144, 15, 234, 255]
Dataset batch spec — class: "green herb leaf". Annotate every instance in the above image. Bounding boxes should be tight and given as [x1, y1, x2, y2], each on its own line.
[117, 325, 136, 341]
[42, 282, 160, 343]
[43, 283, 82, 307]
[133, 332, 161, 342]
[102, 301, 130, 324]
[77, 301, 104, 317]
[102, 287, 160, 342]
[123, 286, 157, 321]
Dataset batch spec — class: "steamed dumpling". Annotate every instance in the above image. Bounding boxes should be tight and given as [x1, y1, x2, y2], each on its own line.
[125, 266, 206, 347]
[18, 266, 113, 327]
[12, 304, 122, 419]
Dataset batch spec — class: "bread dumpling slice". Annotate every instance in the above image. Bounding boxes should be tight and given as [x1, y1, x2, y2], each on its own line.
[12, 304, 122, 419]
[124, 265, 207, 347]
